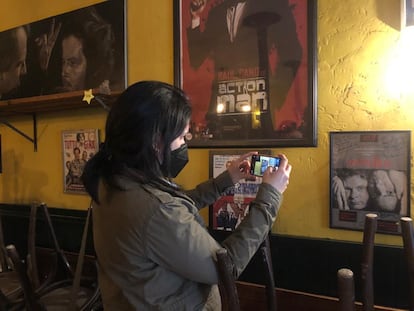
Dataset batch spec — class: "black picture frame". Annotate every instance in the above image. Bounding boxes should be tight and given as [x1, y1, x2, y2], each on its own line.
[0, 134, 2, 174]
[402, 0, 414, 28]
[0, 0, 126, 103]
[173, 0, 317, 148]
[330, 131, 411, 235]
[208, 149, 271, 232]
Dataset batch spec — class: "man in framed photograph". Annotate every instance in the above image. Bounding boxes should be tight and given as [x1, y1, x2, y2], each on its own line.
[333, 169, 371, 211]
[0, 26, 29, 100]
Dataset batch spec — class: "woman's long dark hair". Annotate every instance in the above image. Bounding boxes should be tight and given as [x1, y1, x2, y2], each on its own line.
[82, 80, 192, 203]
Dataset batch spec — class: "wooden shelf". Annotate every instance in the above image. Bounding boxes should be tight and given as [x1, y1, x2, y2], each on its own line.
[0, 89, 121, 151]
[0, 89, 121, 117]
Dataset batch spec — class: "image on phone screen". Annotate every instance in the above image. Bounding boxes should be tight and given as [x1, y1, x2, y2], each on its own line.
[250, 155, 281, 177]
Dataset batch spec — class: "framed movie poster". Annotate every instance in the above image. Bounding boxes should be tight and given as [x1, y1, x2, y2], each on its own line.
[209, 149, 270, 231]
[330, 131, 411, 234]
[62, 129, 99, 194]
[0, 0, 126, 103]
[173, 0, 317, 148]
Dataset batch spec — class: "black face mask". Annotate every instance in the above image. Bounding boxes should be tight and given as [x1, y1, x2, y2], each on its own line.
[161, 143, 189, 178]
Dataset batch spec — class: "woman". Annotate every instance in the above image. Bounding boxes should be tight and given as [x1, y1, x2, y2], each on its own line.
[82, 80, 292, 310]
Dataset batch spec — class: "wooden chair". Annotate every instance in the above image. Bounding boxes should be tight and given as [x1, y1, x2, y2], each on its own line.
[216, 247, 241, 311]
[259, 234, 277, 311]
[337, 268, 355, 311]
[6, 202, 101, 310]
[216, 234, 276, 311]
[0, 280, 24, 310]
[361, 213, 377, 310]
[337, 213, 377, 311]
[400, 216, 414, 311]
[6, 245, 41, 310]
[0, 201, 78, 310]
[26, 202, 73, 290]
[0, 213, 25, 310]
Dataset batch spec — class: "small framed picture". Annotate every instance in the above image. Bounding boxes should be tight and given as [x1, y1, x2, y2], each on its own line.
[62, 129, 100, 194]
[330, 131, 411, 234]
[208, 149, 270, 231]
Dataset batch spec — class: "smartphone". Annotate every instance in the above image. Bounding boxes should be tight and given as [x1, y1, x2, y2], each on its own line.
[250, 154, 281, 177]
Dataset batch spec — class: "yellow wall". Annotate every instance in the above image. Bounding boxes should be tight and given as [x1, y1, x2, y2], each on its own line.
[0, 0, 412, 246]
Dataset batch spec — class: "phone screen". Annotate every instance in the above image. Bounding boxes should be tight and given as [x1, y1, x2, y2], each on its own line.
[250, 155, 281, 177]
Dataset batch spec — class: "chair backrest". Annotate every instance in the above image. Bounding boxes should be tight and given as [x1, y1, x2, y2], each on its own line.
[6, 203, 100, 311]
[337, 268, 355, 311]
[6, 244, 43, 311]
[216, 248, 241, 311]
[216, 233, 277, 311]
[259, 234, 277, 311]
[400, 216, 414, 310]
[361, 213, 377, 311]
[26, 202, 73, 290]
[0, 214, 12, 273]
[337, 213, 377, 311]
[0, 213, 25, 310]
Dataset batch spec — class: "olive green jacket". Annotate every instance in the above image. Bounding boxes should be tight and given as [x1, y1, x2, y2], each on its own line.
[92, 171, 282, 310]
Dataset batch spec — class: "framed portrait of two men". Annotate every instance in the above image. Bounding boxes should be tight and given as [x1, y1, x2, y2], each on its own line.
[173, 0, 317, 148]
[330, 131, 411, 234]
[0, 0, 126, 104]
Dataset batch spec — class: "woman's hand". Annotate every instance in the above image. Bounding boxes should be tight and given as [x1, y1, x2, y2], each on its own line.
[261, 154, 292, 194]
[227, 151, 257, 184]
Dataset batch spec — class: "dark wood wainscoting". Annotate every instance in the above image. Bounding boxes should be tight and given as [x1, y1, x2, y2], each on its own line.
[211, 231, 408, 309]
[0, 203, 410, 309]
[237, 282, 407, 311]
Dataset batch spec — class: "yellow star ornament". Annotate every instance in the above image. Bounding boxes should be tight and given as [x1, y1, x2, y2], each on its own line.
[83, 89, 95, 104]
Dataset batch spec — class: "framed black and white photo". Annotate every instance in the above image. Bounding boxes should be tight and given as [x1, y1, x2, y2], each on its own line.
[174, 0, 317, 148]
[330, 131, 411, 234]
[0, 0, 126, 103]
